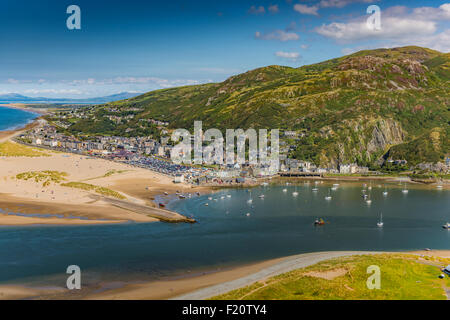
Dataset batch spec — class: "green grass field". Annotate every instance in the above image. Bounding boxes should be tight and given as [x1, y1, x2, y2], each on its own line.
[16, 171, 68, 187]
[0, 141, 49, 157]
[60, 181, 126, 199]
[211, 254, 450, 300]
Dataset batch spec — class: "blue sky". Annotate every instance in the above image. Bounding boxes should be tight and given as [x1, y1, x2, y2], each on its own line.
[0, 0, 449, 98]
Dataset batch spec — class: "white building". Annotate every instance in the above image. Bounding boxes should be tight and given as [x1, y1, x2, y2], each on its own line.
[174, 174, 185, 183]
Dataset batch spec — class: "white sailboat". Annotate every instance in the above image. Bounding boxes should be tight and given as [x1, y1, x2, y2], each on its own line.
[377, 213, 384, 227]
[282, 188, 287, 193]
[325, 189, 332, 201]
[382, 185, 388, 196]
[402, 182, 409, 194]
[292, 186, 298, 197]
[247, 190, 253, 204]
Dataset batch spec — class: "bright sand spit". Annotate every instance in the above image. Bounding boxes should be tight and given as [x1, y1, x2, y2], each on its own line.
[0, 141, 204, 225]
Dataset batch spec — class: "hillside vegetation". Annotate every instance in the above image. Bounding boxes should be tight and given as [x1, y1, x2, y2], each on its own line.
[211, 254, 450, 300]
[64, 46, 450, 168]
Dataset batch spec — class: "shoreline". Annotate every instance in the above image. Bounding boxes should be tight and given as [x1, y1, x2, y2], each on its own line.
[2, 249, 448, 300]
[0, 116, 447, 226]
[0, 103, 49, 115]
[0, 119, 42, 143]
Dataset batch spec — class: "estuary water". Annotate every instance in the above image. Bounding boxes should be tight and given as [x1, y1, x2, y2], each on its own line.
[0, 106, 39, 131]
[0, 183, 448, 286]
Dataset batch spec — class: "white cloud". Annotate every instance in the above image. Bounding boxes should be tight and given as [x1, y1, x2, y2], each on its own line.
[255, 30, 300, 41]
[24, 89, 84, 95]
[412, 3, 450, 20]
[275, 51, 301, 61]
[293, 4, 319, 16]
[248, 5, 265, 15]
[316, 17, 436, 42]
[315, 3, 450, 52]
[340, 28, 450, 54]
[319, 0, 378, 8]
[268, 4, 279, 14]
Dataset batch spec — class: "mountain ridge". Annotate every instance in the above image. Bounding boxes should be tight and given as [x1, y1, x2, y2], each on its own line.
[0, 92, 142, 104]
[58, 46, 450, 169]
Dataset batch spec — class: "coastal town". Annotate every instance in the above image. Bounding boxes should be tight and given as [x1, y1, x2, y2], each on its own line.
[15, 115, 444, 187]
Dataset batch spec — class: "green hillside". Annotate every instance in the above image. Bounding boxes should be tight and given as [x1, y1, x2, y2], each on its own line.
[60, 46, 450, 168]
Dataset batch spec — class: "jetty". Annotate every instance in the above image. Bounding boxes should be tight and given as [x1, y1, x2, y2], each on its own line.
[89, 195, 196, 224]
[280, 172, 322, 177]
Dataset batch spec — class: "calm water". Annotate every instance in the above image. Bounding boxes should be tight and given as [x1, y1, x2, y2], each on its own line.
[0, 183, 449, 286]
[0, 106, 39, 131]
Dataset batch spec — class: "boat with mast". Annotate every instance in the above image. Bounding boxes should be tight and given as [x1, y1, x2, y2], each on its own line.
[292, 185, 298, 197]
[325, 189, 332, 201]
[402, 182, 409, 194]
[382, 185, 388, 196]
[247, 190, 253, 204]
[377, 213, 384, 227]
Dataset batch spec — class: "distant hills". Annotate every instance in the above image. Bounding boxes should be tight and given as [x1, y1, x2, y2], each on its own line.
[60, 46, 450, 168]
[0, 92, 142, 104]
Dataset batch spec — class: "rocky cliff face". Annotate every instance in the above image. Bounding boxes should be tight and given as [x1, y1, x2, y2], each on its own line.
[367, 119, 405, 153]
[312, 117, 406, 168]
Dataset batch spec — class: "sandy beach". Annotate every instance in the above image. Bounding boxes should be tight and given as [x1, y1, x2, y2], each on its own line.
[0, 133, 205, 225]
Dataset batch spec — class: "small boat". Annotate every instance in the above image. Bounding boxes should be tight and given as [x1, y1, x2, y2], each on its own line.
[208, 197, 213, 200]
[226, 194, 231, 198]
[314, 218, 325, 226]
[443, 223, 450, 229]
[377, 213, 384, 227]
[436, 185, 443, 189]
[204, 203, 209, 206]
[159, 203, 166, 208]
[196, 192, 201, 196]
[262, 182, 269, 186]
[331, 186, 338, 191]
[282, 188, 287, 192]
[333, 183, 339, 187]
[325, 196, 332, 201]
[220, 196, 225, 199]
[366, 198, 372, 205]
[292, 191, 299, 197]
[362, 194, 368, 200]
[382, 191, 388, 196]
[164, 192, 169, 195]
[312, 188, 318, 192]
[178, 195, 186, 199]
[258, 195, 265, 199]
[246, 213, 251, 217]
[247, 199, 253, 204]
[402, 182, 408, 194]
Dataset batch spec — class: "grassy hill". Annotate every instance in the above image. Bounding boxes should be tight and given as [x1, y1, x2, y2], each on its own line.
[62, 46, 450, 168]
[211, 254, 450, 300]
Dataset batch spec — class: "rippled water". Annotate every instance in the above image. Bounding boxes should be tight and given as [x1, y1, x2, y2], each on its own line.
[0, 106, 38, 131]
[0, 182, 448, 286]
